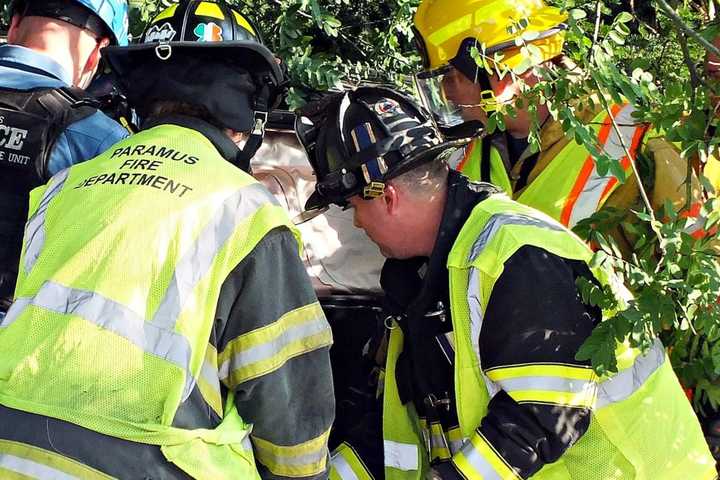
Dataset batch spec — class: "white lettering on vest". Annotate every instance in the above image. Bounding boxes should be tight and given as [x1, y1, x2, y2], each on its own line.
[0, 124, 29, 150]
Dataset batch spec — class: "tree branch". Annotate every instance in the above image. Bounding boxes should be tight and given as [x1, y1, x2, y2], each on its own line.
[592, 79, 665, 247]
[656, 0, 720, 57]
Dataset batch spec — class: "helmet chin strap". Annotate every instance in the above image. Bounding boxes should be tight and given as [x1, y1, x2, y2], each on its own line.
[235, 111, 267, 173]
[234, 80, 272, 173]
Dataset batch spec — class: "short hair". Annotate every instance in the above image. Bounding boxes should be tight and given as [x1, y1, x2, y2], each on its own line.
[145, 101, 226, 130]
[13, 0, 111, 40]
[389, 156, 449, 198]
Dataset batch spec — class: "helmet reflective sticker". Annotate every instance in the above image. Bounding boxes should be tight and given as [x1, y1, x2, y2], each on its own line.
[194, 22, 224, 42]
[373, 98, 403, 117]
[144, 22, 177, 43]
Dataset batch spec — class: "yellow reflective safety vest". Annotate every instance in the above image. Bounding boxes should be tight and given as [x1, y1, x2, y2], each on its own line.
[373, 195, 714, 479]
[0, 124, 298, 479]
[456, 104, 649, 229]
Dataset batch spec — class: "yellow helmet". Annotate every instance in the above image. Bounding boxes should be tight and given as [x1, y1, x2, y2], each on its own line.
[413, 0, 568, 138]
[414, 0, 568, 72]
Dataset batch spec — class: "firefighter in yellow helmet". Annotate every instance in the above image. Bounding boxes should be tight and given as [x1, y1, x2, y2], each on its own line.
[413, 0, 710, 252]
[703, 25, 720, 192]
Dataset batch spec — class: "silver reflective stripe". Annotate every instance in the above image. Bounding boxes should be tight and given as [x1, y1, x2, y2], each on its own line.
[200, 356, 221, 398]
[383, 440, 418, 471]
[430, 433, 449, 452]
[0, 297, 32, 328]
[0, 453, 79, 480]
[5, 281, 191, 373]
[449, 439, 466, 455]
[23, 169, 70, 273]
[498, 376, 595, 394]
[466, 268, 485, 382]
[152, 183, 279, 330]
[218, 311, 329, 381]
[243, 435, 253, 451]
[469, 212, 565, 262]
[568, 105, 638, 228]
[8, 181, 280, 401]
[685, 215, 707, 235]
[331, 454, 360, 480]
[256, 447, 328, 468]
[466, 213, 565, 396]
[458, 441, 503, 480]
[596, 339, 665, 409]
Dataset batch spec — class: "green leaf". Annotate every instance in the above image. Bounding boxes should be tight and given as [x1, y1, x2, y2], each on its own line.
[614, 11, 634, 24]
[608, 31, 626, 45]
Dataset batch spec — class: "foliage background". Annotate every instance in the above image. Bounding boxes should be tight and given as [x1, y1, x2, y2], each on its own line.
[0, 0, 719, 417]
[118, 0, 720, 415]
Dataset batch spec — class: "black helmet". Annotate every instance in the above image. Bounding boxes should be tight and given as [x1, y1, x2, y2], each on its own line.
[103, 1, 284, 169]
[296, 86, 467, 215]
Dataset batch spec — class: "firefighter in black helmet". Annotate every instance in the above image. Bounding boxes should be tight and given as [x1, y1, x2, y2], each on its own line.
[296, 86, 714, 480]
[105, 0, 285, 172]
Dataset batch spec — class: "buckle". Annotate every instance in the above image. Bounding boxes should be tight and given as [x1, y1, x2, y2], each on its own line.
[480, 90, 498, 112]
[252, 111, 268, 136]
[363, 181, 385, 199]
[155, 43, 172, 61]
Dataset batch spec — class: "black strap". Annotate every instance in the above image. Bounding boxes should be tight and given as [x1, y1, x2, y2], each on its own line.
[235, 111, 267, 173]
[235, 80, 273, 173]
[480, 136, 492, 183]
[34, 87, 99, 180]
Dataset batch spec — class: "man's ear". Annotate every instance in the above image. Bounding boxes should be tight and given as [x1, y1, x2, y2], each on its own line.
[383, 183, 400, 216]
[86, 37, 111, 73]
[7, 14, 23, 43]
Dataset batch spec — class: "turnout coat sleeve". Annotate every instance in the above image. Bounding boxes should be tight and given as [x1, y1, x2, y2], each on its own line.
[214, 227, 335, 480]
[438, 245, 600, 479]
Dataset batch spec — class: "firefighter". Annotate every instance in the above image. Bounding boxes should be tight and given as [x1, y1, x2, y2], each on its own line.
[412, 0, 705, 254]
[0, 0, 130, 313]
[703, 25, 720, 191]
[296, 85, 715, 479]
[0, 2, 333, 479]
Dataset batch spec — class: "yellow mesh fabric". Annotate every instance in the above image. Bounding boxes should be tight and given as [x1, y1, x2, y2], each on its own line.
[446, 194, 714, 479]
[591, 363, 715, 478]
[559, 420, 633, 480]
[0, 125, 297, 477]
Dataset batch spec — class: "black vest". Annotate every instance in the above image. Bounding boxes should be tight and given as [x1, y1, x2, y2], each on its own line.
[0, 86, 97, 302]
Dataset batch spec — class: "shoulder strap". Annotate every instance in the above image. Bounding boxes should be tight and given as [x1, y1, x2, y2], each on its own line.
[480, 135, 492, 183]
[26, 87, 100, 180]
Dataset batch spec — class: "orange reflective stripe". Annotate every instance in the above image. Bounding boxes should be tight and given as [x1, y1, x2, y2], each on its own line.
[457, 139, 476, 173]
[561, 104, 645, 228]
[681, 202, 717, 239]
[560, 104, 618, 226]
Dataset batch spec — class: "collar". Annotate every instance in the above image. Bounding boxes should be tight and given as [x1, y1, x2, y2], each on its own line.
[0, 45, 73, 85]
[142, 115, 241, 164]
[405, 171, 497, 316]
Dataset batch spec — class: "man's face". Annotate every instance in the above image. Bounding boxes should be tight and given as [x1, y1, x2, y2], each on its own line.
[440, 66, 488, 124]
[349, 195, 401, 258]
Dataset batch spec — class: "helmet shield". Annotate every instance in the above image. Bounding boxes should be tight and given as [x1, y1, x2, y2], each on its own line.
[415, 64, 489, 139]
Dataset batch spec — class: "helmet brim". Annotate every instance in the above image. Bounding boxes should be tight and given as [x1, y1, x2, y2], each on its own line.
[103, 41, 283, 85]
[303, 139, 468, 212]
